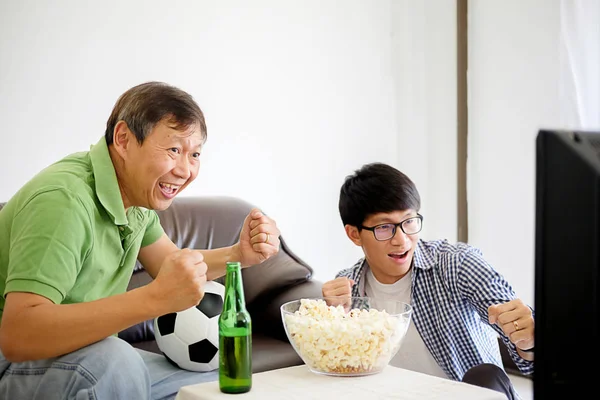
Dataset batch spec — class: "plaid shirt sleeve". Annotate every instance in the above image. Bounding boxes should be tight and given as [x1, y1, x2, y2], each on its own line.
[455, 245, 535, 376]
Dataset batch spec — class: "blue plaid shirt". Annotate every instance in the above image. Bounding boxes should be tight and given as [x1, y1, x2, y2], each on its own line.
[336, 239, 535, 381]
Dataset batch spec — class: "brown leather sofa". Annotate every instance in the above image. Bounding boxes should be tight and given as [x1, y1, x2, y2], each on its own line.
[0, 196, 323, 373]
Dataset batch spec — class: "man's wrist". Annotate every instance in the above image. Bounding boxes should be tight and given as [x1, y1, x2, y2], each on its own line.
[135, 283, 166, 319]
[230, 243, 245, 267]
[517, 346, 535, 361]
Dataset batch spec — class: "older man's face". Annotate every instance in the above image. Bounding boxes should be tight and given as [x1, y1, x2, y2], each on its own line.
[120, 120, 203, 210]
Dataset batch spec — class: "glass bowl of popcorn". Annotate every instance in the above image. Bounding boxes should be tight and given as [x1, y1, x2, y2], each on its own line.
[280, 297, 412, 377]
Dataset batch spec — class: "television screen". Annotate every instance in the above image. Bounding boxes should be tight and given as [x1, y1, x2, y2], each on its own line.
[534, 129, 600, 399]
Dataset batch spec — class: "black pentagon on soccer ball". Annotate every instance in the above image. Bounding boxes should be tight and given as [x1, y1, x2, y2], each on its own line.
[196, 292, 223, 319]
[189, 339, 218, 363]
[156, 313, 177, 335]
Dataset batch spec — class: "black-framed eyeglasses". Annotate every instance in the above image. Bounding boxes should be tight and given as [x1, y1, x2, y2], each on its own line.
[359, 214, 423, 241]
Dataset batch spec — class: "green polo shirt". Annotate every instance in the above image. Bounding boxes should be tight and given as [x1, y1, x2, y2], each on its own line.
[0, 137, 164, 322]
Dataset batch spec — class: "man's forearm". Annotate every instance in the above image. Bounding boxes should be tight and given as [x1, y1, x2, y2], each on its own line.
[1, 285, 163, 362]
[138, 236, 241, 281]
[200, 245, 240, 281]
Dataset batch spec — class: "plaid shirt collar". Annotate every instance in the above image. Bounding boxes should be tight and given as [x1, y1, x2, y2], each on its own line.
[351, 239, 434, 296]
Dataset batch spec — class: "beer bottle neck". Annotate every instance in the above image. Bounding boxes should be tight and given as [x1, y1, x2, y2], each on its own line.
[224, 264, 246, 311]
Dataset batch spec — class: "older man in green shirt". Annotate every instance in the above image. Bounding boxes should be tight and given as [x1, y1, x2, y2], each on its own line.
[0, 82, 281, 400]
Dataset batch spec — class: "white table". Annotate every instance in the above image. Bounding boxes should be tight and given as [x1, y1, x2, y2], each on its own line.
[175, 365, 507, 400]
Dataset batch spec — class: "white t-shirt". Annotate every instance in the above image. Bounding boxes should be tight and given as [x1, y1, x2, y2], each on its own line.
[364, 267, 449, 379]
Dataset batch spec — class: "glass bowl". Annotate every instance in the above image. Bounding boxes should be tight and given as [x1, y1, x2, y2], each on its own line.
[280, 297, 412, 377]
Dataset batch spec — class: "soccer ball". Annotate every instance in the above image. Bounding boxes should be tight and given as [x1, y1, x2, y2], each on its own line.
[154, 280, 225, 372]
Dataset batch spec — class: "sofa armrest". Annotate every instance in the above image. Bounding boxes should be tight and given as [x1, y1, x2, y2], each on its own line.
[249, 280, 324, 342]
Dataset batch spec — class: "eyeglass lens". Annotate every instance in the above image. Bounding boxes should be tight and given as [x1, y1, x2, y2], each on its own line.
[373, 217, 421, 240]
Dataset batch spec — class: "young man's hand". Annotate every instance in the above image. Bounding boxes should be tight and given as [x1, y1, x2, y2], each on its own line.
[488, 298, 534, 360]
[322, 277, 355, 307]
[150, 248, 208, 313]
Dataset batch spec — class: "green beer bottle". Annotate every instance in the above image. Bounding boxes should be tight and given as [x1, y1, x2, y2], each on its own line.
[218, 261, 252, 393]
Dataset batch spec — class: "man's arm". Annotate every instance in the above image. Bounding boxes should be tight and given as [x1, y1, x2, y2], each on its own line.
[138, 208, 281, 281]
[0, 249, 207, 363]
[456, 247, 535, 372]
[0, 288, 161, 362]
[137, 234, 238, 281]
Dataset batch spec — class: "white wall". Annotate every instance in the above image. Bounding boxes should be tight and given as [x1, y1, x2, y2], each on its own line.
[468, 0, 562, 306]
[0, 0, 457, 282]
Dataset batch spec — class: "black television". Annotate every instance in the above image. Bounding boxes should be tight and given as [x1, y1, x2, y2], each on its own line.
[534, 129, 600, 399]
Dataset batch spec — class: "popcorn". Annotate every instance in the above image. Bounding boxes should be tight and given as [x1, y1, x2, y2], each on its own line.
[283, 298, 407, 374]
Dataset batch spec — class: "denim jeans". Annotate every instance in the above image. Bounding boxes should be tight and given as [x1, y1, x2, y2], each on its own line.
[0, 336, 218, 400]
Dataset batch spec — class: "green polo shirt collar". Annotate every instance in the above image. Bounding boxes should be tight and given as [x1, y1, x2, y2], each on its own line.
[89, 137, 128, 226]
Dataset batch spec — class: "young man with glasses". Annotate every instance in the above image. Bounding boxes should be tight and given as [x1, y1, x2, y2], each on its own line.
[321, 162, 534, 400]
